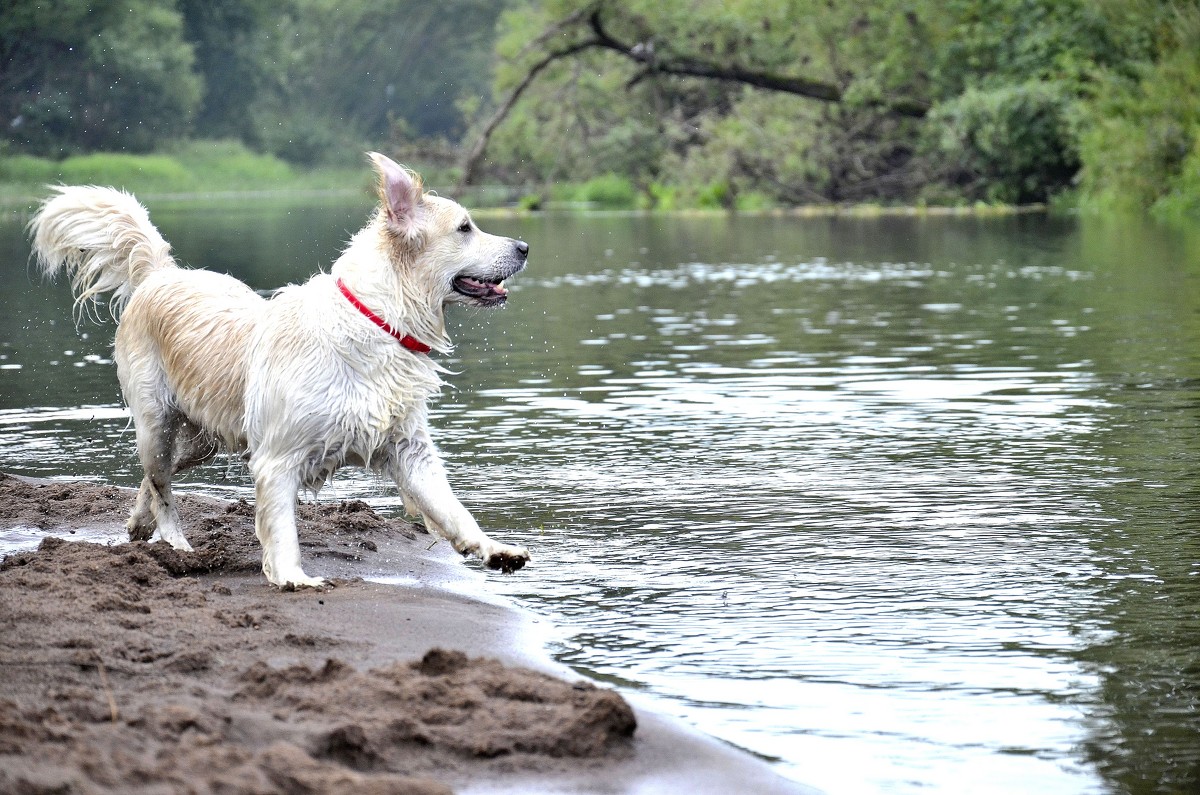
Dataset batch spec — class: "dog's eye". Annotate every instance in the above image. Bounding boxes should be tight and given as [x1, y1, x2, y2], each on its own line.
[457, 220, 472, 234]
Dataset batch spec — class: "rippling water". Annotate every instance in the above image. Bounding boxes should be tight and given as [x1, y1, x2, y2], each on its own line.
[3, 204, 1199, 794]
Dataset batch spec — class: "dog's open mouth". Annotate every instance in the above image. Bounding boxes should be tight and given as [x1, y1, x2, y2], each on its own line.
[453, 276, 509, 306]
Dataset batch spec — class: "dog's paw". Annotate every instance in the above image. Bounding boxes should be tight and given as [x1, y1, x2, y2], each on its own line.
[126, 515, 154, 542]
[269, 569, 327, 590]
[158, 529, 194, 553]
[277, 578, 330, 592]
[483, 544, 530, 574]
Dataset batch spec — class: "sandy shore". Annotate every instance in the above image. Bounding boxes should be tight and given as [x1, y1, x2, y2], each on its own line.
[0, 473, 813, 794]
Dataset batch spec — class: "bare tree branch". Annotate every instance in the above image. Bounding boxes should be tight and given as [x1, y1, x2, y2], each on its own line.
[459, 37, 602, 188]
[582, 11, 930, 117]
[511, 3, 600, 63]
[458, 7, 930, 187]
[585, 11, 844, 103]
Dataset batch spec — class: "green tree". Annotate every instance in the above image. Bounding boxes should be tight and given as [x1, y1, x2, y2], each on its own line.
[1, 0, 202, 155]
[1077, 1, 1200, 219]
[463, 0, 1170, 207]
[465, 0, 937, 197]
[244, 0, 505, 164]
[927, 81, 1081, 203]
[178, 0, 284, 142]
[922, 0, 1140, 203]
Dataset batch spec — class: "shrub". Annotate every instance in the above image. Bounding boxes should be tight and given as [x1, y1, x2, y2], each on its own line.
[517, 193, 544, 211]
[58, 153, 190, 190]
[928, 80, 1081, 204]
[643, 183, 678, 211]
[251, 112, 345, 166]
[0, 154, 58, 184]
[695, 181, 732, 209]
[168, 139, 293, 185]
[1076, 7, 1200, 219]
[735, 190, 775, 212]
[1152, 135, 1200, 222]
[579, 173, 637, 209]
[537, 182, 576, 206]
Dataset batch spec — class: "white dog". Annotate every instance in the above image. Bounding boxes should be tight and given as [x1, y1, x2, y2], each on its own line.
[29, 153, 530, 588]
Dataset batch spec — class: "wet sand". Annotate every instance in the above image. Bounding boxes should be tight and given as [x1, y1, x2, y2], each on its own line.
[0, 472, 813, 794]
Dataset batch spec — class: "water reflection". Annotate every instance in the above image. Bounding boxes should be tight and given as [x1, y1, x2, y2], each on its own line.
[2, 206, 1200, 793]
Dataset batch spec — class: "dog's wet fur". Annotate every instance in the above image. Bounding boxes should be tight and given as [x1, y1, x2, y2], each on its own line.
[29, 153, 531, 587]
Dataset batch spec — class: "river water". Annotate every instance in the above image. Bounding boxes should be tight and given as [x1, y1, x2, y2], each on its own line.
[2, 200, 1198, 794]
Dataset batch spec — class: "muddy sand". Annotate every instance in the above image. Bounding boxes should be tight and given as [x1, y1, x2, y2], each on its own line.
[0, 473, 811, 794]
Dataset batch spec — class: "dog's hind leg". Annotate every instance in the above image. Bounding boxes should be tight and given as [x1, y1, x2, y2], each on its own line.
[127, 417, 215, 545]
[127, 408, 193, 551]
[171, 418, 219, 474]
[119, 340, 196, 551]
[126, 478, 157, 542]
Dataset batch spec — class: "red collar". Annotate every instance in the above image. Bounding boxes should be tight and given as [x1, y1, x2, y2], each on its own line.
[336, 278, 431, 354]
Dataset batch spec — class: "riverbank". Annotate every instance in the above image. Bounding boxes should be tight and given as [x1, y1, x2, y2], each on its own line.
[0, 143, 1055, 217]
[0, 142, 372, 207]
[0, 182, 1050, 220]
[0, 473, 813, 794]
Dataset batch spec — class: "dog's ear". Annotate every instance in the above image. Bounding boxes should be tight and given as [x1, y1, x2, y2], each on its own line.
[368, 152, 424, 246]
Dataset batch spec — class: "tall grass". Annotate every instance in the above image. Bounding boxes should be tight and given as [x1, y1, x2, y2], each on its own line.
[545, 173, 639, 209]
[58, 153, 192, 191]
[0, 140, 373, 204]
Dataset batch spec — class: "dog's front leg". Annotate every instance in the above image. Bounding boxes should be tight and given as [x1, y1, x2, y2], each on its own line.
[386, 438, 529, 573]
[250, 458, 325, 589]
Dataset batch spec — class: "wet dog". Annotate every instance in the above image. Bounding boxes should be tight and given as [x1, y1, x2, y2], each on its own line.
[29, 153, 530, 587]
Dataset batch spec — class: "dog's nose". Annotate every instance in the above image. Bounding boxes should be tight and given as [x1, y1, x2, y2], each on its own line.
[514, 239, 529, 260]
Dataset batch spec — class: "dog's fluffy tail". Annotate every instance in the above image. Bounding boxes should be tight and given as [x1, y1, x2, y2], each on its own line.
[28, 185, 176, 321]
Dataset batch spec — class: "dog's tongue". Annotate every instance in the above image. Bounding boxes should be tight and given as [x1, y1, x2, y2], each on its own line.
[459, 277, 506, 298]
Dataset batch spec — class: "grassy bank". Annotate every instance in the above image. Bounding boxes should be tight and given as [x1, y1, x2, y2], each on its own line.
[1, 141, 1046, 216]
[0, 141, 401, 209]
[515, 173, 1049, 215]
[0, 141, 521, 214]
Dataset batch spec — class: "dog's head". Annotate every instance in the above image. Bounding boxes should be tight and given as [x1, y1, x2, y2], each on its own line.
[368, 152, 528, 309]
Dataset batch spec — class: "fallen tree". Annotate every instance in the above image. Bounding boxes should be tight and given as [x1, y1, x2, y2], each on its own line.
[459, 4, 929, 187]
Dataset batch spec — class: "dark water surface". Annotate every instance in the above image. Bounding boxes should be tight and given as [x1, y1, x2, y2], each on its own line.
[2, 201, 1199, 794]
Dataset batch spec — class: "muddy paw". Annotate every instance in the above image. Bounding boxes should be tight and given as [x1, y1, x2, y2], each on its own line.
[269, 570, 327, 591]
[126, 516, 154, 542]
[276, 576, 328, 592]
[484, 547, 530, 574]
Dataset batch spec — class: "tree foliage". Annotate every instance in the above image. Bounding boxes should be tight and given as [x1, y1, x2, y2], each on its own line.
[1076, 2, 1200, 220]
[178, 0, 283, 142]
[1, 0, 1197, 214]
[464, 0, 1198, 213]
[245, 0, 503, 163]
[0, 0, 502, 164]
[1, 0, 202, 155]
[929, 81, 1081, 204]
[464, 0, 937, 190]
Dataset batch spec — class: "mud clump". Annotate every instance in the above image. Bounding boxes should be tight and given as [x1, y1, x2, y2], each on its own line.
[0, 473, 637, 794]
